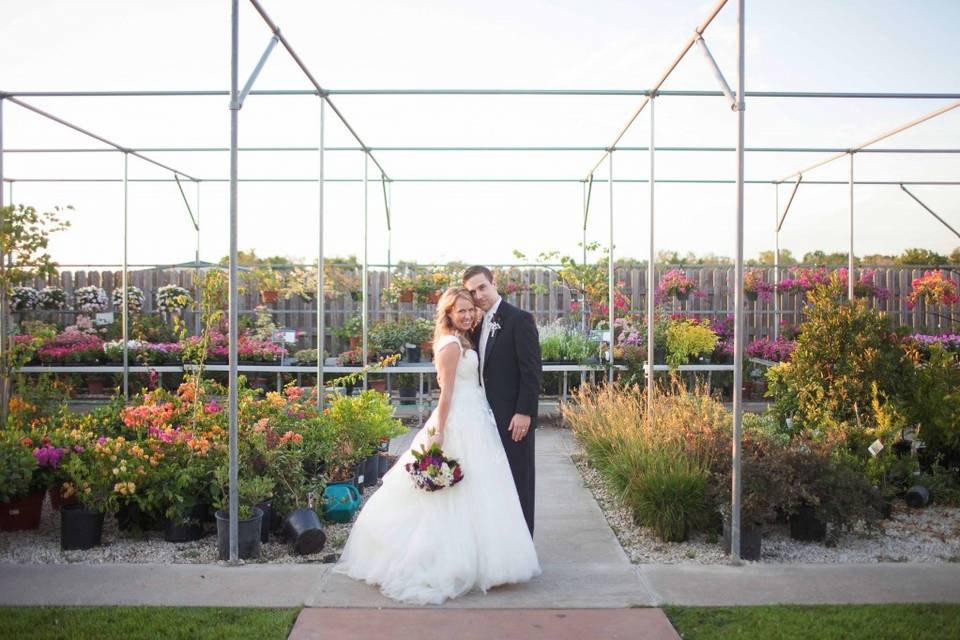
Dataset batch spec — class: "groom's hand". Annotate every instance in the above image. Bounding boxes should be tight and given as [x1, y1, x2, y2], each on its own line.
[508, 413, 531, 442]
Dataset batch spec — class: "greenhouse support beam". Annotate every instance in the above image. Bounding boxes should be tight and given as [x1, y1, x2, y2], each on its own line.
[3, 97, 199, 182]
[900, 185, 960, 240]
[773, 185, 780, 340]
[10, 177, 960, 186]
[778, 99, 960, 183]
[238, 34, 279, 108]
[317, 100, 325, 408]
[776, 175, 803, 232]
[849, 154, 855, 300]
[122, 153, 129, 401]
[607, 152, 614, 385]
[730, 0, 746, 566]
[228, 0, 240, 565]
[587, 0, 729, 177]
[695, 35, 737, 110]
[362, 153, 369, 387]
[8, 145, 960, 154]
[646, 98, 656, 417]
[0, 97, 4, 423]
[5, 89, 960, 99]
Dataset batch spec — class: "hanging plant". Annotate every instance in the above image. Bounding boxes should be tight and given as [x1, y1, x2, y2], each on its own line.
[37, 286, 67, 310]
[155, 284, 193, 312]
[10, 287, 38, 311]
[74, 286, 109, 313]
[111, 286, 145, 314]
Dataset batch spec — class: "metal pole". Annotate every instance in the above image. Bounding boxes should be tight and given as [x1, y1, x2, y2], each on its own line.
[581, 181, 587, 336]
[773, 184, 780, 340]
[0, 97, 5, 413]
[730, 0, 746, 565]
[194, 183, 201, 337]
[228, 0, 240, 565]
[122, 153, 129, 401]
[317, 100, 325, 408]
[900, 184, 960, 239]
[607, 152, 615, 384]
[848, 153, 855, 300]
[362, 152, 369, 388]
[647, 97, 656, 416]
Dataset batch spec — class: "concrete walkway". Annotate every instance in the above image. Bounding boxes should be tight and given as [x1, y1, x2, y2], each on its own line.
[2, 428, 960, 609]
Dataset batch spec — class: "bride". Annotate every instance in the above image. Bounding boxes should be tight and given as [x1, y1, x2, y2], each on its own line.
[334, 287, 541, 605]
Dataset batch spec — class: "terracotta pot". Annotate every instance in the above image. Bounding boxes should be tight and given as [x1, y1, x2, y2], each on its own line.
[260, 290, 279, 305]
[369, 379, 387, 393]
[427, 291, 441, 304]
[399, 291, 414, 303]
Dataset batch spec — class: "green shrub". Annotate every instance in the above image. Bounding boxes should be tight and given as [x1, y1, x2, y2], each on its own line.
[665, 320, 718, 367]
[904, 344, 960, 461]
[628, 451, 711, 542]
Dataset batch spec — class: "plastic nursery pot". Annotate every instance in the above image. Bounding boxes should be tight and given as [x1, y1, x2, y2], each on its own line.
[60, 504, 106, 550]
[0, 491, 45, 532]
[283, 508, 326, 555]
[361, 454, 381, 488]
[163, 503, 208, 543]
[789, 504, 827, 542]
[398, 387, 417, 405]
[905, 485, 931, 509]
[722, 520, 762, 561]
[256, 502, 272, 544]
[215, 507, 264, 561]
[404, 345, 421, 363]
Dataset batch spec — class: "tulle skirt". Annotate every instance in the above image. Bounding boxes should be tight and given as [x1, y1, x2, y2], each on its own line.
[334, 385, 541, 605]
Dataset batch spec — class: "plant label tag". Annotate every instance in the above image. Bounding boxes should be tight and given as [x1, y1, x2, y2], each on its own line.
[357, 475, 364, 484]
[868, 439, 884, 457]
[95, 312, 114, 325]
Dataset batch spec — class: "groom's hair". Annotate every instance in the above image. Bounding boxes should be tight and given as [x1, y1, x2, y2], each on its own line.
[462, 265, 494, 285]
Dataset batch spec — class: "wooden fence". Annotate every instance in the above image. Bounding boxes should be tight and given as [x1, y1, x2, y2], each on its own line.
[24, 266, 960, 353]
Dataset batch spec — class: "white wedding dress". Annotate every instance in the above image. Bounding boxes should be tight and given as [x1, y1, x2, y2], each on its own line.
[334, 334, 541, 605]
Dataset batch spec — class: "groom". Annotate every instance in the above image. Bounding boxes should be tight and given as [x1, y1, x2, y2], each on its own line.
[463, 266, 541, 536]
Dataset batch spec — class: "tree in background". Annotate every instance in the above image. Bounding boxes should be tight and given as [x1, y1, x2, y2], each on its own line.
[0, 204, 71, 426]
[895, 248, 948, 266]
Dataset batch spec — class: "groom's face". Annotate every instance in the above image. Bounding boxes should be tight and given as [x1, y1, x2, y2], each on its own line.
[464, 273, 498, 312]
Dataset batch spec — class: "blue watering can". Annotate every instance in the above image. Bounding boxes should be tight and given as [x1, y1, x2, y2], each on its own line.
[322, 481, 363, 524]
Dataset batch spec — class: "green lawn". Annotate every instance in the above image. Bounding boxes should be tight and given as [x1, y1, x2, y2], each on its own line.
[0, 606, 301, 640]
[665, 604, 960, 640]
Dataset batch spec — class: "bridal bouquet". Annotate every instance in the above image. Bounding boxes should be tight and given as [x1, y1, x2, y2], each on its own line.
[405, 439, 464, 492]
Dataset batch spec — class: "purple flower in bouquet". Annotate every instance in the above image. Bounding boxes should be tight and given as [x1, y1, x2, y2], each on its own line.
[405, 441, 464, 492]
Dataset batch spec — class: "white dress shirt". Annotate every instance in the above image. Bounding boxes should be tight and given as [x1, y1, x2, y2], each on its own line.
[478, 296, 503, 383]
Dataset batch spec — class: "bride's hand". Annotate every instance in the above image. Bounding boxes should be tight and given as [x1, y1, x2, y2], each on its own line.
[427, 427, 445, 449]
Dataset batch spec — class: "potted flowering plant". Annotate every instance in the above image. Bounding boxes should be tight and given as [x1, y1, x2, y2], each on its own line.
[658, 269, 697, 301]
[247, 266, 286, 305]
[155, 284, 193, 312]
[11, 286, 38, 311]
[0, 432, 42, 531]
[59, 435, 141, 549]
[36, 330, 104, 364]
[74, 285, 108, 312]
[665, 318, 718, 367]
[777, 267, 831, 295]
[37, 286, 67, 310]
[212, 464, 275, 560]
[743, 269, 774, 303]
[746, 336, 797, 363]
[845, 269, 891, 300]
[383, 273, 417, 304]
[111, 285, 145, 314]
[907, 270, 959, 309]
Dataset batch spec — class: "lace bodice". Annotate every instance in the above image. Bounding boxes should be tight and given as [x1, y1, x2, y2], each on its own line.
[433, 335, 481, 387]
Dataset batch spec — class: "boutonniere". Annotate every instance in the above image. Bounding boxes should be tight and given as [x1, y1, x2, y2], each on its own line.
[488, 314, 502, 338]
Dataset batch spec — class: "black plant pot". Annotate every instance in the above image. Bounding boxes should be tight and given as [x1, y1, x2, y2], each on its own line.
[61, 505, 105, 550]
[722, 520, 762, 561]
[404, 345, 421, 363]
[378, 454, 396, 476]
[116, 502, 162, 533]
[880, 496, 894, 519]
[163, 503, 207, 543]
[398, 387, 417, 405]
[789, 505, 827, 542]
[905, 485, 931, 509]
[256, 502, 272, 544]
[283, 508, 327, 555]
[215, 508, 264, 560]
[892, 440, 912, 458]
[360, 454, 381, 488]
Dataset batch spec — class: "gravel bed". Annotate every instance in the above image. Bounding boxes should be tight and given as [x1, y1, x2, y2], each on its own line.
[571, 449, 960, 565]
[0, 485, 378, 566]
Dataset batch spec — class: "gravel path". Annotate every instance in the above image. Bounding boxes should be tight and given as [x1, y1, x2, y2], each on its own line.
[571, 448, 960, 565]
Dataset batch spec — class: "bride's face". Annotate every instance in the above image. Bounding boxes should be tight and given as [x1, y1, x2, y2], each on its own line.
[449, 297, 476, 332]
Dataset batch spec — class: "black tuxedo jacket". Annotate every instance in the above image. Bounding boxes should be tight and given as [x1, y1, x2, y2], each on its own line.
[470, 300, 542, 422]
[470, 299, 541, 534]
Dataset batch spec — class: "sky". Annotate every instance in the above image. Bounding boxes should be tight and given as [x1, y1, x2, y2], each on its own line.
[2, 0, 959, 268]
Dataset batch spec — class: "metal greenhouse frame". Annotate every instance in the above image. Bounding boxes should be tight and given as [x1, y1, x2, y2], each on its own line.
[1, 0, 959, 563]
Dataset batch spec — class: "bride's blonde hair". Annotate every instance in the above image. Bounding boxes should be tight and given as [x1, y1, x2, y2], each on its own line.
[433, 287, 478, 351]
